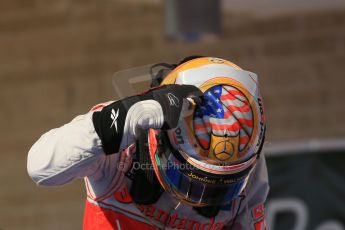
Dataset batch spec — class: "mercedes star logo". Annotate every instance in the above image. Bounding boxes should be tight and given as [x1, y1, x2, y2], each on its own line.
[213, 140, 234, 161]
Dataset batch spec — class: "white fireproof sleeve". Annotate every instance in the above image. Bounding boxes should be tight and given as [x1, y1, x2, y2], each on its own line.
[27, 99, 164, 187]
[27, 112, 106, 186]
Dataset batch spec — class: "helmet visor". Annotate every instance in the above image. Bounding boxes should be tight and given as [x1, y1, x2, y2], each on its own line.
[162, 154, 249, 205]
[150, 131, 254, 206]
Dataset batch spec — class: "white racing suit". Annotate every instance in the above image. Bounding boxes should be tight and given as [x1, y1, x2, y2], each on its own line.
[27, 102, 269, 230]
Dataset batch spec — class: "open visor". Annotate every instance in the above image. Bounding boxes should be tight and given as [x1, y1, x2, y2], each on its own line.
[149, 129, 255, 207]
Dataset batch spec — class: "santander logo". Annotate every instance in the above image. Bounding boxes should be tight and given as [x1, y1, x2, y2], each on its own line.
[113, 186, 228, 229]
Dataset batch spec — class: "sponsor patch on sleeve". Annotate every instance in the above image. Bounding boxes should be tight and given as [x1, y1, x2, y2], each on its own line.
[252, 203, 265, 220]
[252, 203, 266, 230]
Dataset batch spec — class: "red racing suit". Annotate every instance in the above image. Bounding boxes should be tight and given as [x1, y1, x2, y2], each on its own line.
[27, 103, 269, 230]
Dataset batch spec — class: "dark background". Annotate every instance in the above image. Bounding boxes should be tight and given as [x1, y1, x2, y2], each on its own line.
[266, 150, 345, 230]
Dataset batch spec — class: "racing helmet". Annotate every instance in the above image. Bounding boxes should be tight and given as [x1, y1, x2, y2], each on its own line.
[148, 57, 266, 207]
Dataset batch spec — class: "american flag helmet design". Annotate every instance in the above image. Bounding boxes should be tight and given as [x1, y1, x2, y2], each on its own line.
[160, 57, 265, 167]
[194, 84, 254, 157]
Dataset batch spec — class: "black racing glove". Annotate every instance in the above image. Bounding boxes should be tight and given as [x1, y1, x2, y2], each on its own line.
[92, 84, 203, 155]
